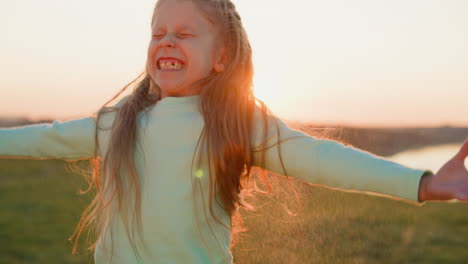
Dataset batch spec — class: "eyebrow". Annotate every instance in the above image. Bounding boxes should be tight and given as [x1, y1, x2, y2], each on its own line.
[152, 24, 196, 32]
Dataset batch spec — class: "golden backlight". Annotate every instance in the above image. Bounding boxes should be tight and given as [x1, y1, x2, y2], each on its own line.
[0, 0, 467, 127]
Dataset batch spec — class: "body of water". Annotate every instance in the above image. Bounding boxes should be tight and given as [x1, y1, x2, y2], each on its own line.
[388, 143, 468, 173]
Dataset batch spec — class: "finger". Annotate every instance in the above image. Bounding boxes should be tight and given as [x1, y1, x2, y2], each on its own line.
[455, 137, 468, 161]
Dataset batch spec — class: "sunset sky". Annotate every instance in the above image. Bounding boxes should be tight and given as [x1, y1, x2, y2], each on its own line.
[1, 0, 467, 127]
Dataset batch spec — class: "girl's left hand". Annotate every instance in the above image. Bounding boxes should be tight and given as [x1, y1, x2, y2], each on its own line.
[419, 138, 468, 202]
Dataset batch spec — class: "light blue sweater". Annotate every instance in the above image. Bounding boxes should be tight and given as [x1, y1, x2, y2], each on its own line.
[0, 95, 431, 263]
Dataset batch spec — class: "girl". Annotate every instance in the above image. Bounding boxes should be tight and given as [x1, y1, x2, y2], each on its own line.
[1, 0, 468, 263]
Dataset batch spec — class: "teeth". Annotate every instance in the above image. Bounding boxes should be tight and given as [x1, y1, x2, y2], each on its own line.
[159, 60, 182, 70]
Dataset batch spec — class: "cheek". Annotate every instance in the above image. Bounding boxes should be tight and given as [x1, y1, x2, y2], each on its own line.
[147, 42, 158, 68]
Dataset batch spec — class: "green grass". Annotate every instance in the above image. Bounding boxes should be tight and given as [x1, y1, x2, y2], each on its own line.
[233, 176, 468, 264]
[1, 160, 468, 264]
[0, 159, 94, 264]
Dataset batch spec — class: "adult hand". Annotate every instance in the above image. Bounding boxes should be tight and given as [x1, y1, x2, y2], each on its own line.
[419, 138, 468, 202]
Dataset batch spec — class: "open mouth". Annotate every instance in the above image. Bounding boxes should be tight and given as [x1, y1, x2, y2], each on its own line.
[157, 57, 185, 71]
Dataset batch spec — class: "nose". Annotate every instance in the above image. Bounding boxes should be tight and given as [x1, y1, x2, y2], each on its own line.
[159, 33, 176, 48]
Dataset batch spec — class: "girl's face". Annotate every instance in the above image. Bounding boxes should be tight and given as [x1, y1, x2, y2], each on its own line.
[147, 0, 226, 98]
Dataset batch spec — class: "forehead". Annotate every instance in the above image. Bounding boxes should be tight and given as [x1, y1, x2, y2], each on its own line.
[152, 0, 215, 32]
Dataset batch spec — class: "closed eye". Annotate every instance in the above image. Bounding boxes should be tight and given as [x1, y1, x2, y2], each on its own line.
[151, 32, 195, 40]
[178, 33, 193, 38]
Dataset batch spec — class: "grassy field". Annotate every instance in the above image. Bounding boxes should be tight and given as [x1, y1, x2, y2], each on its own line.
[1, 159, 468, 264]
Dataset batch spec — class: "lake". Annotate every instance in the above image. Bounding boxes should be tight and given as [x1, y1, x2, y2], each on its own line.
[388, 143, 468, 173]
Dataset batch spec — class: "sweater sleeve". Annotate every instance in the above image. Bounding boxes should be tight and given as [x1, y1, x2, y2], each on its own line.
[0, 96, 128, 161]
[0, 117, 97, 160]
[251, 111, 433, 202]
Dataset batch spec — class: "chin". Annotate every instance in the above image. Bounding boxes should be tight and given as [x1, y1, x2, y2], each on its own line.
[157, 82, 178, 91]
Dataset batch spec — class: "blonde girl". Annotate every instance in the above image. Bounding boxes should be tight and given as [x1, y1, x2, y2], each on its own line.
[1, 0, 468, 263]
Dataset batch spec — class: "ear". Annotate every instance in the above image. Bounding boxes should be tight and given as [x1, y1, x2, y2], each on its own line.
[213, 46, 227, 73]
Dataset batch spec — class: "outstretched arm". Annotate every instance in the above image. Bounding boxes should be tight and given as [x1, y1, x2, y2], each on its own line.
[252, 111, 432, 203]
[0, 96, 129, 161]
[0, 117, 96, 161]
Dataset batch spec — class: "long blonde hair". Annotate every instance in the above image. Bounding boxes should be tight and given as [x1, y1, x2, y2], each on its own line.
[69, 0, 306, 261]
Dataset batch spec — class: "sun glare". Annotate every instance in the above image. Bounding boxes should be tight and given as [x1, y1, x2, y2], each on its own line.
[253, 72, 282, 107]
